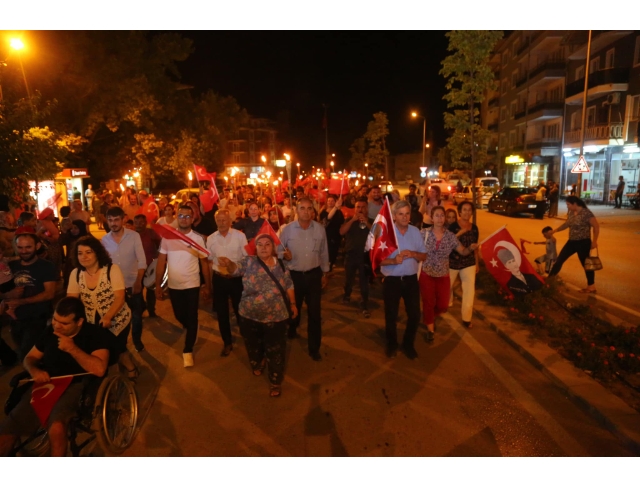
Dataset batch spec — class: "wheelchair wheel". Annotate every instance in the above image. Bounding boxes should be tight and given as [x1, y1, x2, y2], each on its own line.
[95, 375, 138, 455]
[18, 429, 50, 457]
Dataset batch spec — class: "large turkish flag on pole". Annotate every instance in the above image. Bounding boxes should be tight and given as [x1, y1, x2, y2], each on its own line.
[365, 198, 398, 274]
[30, 376, 74, 426]
[480, 226, 544, 297]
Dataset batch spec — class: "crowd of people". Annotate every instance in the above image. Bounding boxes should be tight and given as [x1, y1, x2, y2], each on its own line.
[0, 177, 603, 452]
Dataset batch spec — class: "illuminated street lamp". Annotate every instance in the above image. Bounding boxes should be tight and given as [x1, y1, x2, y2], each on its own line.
[330, 161, 334, 171]
[261, 155, 267, 164]
[411, 111, 427, 170]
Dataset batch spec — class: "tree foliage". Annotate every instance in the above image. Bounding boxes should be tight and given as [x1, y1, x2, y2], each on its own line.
[349, 112, 389, 177]
[0, 94, 84, 205]
[440, 30, 502, 197]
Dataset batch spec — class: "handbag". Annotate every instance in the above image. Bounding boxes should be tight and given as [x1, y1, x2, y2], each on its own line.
[583, 249, 603, 271]
[256, 258, 293, 319]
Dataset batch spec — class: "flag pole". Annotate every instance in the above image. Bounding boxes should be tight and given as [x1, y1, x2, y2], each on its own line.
[18, 372, 91, 386]
[387, 198, 400, 246]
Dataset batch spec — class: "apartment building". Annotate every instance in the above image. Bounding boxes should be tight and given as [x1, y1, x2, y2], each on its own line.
[561, 31, 639, 202]
[487, 30, 640, 202]
[225, 117, 278, 182]
[490, 30, 568, 188]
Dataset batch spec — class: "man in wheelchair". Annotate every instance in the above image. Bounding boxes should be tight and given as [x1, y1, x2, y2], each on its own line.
[0, 297, 111, 457]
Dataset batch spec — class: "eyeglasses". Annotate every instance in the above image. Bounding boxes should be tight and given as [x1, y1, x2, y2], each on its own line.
[177, 214, 192, 219]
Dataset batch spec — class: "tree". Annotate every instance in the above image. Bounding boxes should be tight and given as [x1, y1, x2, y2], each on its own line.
[364, 112, 390, 179]
[440, 30, 502, 208]
[0, 94, 84, 205]
[348, 137, 366, 169]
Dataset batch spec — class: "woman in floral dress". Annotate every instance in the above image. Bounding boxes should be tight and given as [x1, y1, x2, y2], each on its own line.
[219, 233, 297, 397]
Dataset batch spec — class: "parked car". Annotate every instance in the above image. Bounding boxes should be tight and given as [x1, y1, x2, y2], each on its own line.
[487, 186, 548, 216]
[474, 177, 500, 190]
[378, 181, 394, 193]
[428, 178, 452, 199]
[453, 185, 493, 207]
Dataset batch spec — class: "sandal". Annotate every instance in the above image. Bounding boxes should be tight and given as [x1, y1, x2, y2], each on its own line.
[252, 359, 266, 376]
[269, 384, 281, 397]
[123, 364, 140, 382]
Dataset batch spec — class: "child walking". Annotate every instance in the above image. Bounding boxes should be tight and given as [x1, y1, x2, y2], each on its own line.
[533, 226, 557, 275]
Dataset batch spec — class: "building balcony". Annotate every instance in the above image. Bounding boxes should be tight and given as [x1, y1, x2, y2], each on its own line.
[526, 138, 561, 149]
[514, 108, 527, 120]
[488, 122, 499, 132]
[565, 68, 629, 104]
[488, 96, 499, 108]
[527, 100, 564, 121]
[564, 123, 624, 144]
[515, 72, 528, 88]
[516, 39, 530, 56]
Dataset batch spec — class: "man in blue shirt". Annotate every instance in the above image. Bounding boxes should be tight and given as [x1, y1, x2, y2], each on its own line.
[102, 207, 147, 352]
[380, 201, 427, 359]
[280, 198, 330, 361]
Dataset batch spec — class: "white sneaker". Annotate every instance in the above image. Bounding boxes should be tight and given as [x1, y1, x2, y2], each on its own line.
[183, 353, 194, 368]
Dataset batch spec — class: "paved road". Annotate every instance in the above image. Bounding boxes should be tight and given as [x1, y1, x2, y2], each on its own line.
[115, 265, 633, 456]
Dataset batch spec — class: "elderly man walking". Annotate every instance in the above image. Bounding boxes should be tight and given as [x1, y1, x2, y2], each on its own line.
[206, 209, 248, 357]
[380, 201, 427, 360]
[279, 197, 329, 361]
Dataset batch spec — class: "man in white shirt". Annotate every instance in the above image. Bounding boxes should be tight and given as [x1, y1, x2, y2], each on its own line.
[155, 204, 211, 367]
[84, 184, 95, 212]
[206, 209, 248, 357]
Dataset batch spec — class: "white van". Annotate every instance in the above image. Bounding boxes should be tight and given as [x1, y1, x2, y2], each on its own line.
[474, 177, 500, 189]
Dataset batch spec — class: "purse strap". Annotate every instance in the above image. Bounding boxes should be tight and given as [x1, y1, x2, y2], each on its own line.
[256, 257, 292, 316]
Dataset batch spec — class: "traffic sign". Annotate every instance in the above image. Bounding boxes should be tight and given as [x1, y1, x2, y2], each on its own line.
[571, 155, 590, 174]
[419, 166, 427, 173]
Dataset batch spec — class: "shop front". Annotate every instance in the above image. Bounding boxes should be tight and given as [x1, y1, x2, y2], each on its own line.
[58, 168, 90, 205]
[504, 155, 549, 188]
[28, 168, 91, 217]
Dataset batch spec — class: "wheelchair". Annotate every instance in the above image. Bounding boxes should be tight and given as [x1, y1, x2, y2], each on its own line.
[4, 366, 138, 457]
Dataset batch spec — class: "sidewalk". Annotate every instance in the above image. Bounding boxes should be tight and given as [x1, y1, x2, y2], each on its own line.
[553, 202, 640, 225]
[466, 289, 640, 455]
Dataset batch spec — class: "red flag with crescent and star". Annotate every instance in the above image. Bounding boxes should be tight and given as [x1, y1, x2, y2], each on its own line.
[153, 223, 210, 257]
[244, 219, 283, 255]
[480, 226, 544, 297]
[30, 376, 73, 426]
[193, 165, 219, 212]
[365, 198, 398, 275]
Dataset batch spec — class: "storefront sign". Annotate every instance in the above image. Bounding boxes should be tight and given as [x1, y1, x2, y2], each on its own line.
[57, 168, 89, 178]
[505, 155, 525, 164]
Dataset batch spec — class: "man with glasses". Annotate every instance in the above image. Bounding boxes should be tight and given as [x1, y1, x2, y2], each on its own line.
[280, 197, 329, 361]
[155, 205, 211, 367]
[102, 207, 147, 352]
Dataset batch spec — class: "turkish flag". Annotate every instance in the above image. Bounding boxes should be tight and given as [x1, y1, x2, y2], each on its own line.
[365, 198, 398, 274]
[244, 219, 282, 255]
[341, 206, 355, 219]
[200, 183, 219, 213]
[30, 376, 73, 426]
[193, 164, 215, 183]
[328, 175, 349, 195]
[480, 226, 544, 297]
[153, 223, 210, 257]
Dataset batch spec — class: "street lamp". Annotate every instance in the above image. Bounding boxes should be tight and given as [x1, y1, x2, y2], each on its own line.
[330, 161, 334, 171]
[411, 111, 427, 170]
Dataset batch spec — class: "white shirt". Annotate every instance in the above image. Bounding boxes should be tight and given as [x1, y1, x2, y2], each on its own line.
[206, 228, 248, 274]
[159, 230, 206, 290]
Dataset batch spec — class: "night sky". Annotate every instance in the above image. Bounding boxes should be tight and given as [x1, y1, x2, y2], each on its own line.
[174, 31, 450, 170]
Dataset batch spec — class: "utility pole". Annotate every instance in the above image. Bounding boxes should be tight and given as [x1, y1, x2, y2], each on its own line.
[323, 103, 330, 170]
[577, 30, 592, 198]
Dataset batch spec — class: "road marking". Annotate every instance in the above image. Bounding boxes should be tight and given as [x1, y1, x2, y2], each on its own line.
[564, 282, 640, 318]
[442, 313, 589, 456]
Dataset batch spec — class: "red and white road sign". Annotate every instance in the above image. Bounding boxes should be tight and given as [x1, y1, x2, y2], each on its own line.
[571, 155, 590, 174]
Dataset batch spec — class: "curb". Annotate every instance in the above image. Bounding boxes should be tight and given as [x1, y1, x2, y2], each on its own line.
[466, 296, 640, 455]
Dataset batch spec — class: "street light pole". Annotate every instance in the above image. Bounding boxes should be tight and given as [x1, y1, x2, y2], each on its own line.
[411, 112, 426, 169]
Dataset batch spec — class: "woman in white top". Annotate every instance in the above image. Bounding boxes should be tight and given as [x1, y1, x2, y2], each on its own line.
[156, 203, 179, 228]
[67, 235, 138, 379]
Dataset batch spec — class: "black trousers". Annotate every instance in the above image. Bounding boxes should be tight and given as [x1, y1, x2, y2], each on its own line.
[343, 252, 369, 309]
[615, 193, 623, 208]
[242, 317, 287, 385]
[168, 287, 200, 353]
[290, 267, 322, 354]
[10, 316, 48, 360]
[327, 236, 342, 269]
[125, 289, 144, 344]
[382, 274, 421, 349]
[144, 285, 156, 315]
[212, 274, 243, 346]
[549, 238, 595, 286]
